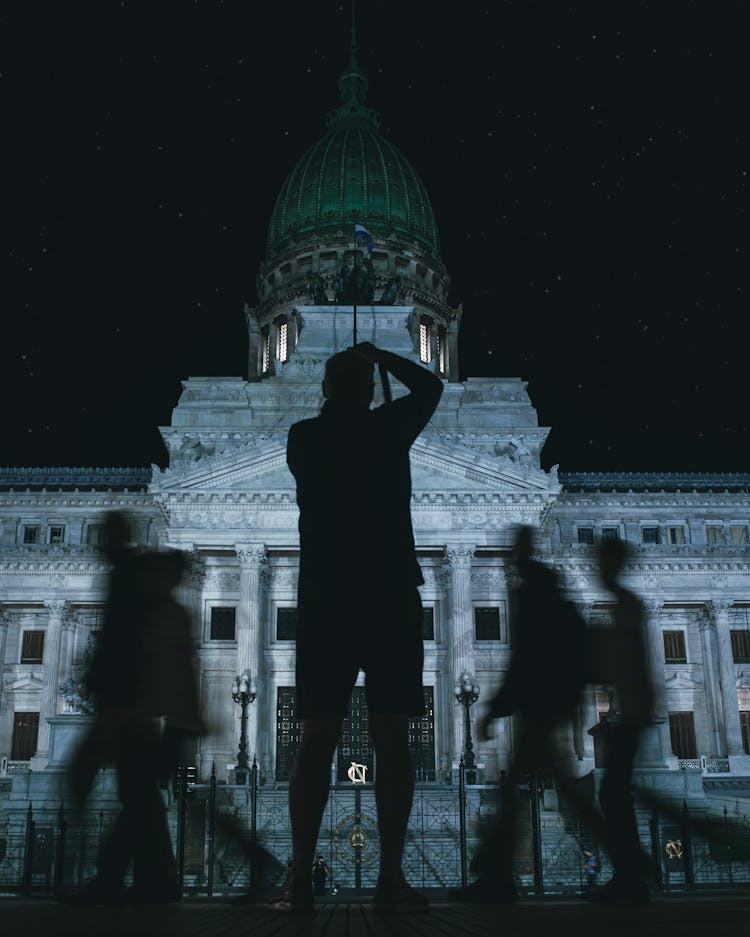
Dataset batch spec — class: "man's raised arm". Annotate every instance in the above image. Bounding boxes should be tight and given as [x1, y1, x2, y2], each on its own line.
[355, 342, 443, 441]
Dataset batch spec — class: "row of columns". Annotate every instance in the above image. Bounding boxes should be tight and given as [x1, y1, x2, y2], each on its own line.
[33, 601, 79, 764]
[643, 598, 744, 761]
[576, 597, 746, 766]
[9, 546, 743, 776]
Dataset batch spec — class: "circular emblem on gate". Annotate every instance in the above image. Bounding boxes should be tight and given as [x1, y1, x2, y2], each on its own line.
[665, 839, 683, 859]
[333, 813, 380, 865]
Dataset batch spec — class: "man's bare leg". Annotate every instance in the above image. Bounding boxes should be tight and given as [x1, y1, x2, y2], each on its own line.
[284, 717, 342, 902]
[369, 714, 414, 884]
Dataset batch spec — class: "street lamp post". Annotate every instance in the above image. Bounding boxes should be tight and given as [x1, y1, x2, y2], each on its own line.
[231, 669, 257, 785]
[454, 671, 480, 785]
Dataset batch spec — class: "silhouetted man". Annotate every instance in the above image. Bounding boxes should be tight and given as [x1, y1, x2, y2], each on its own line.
[276, 342, 442, 913]
[459, 525, 593, 903]
[586, 537, 653, 904]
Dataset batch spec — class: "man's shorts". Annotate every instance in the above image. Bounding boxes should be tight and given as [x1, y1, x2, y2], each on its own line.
[295, 585, 425, 719]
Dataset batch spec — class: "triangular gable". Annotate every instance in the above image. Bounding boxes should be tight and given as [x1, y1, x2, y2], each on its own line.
[5, 674, 44, 692]
[152, 432, 559, 496]
[665, 672, 700, 690]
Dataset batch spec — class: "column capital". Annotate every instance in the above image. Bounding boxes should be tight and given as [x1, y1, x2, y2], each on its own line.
[44, 599, 68, 617]
[697, 606, 715, 632]
[707, 599, 734, 621]
[444, 545, 475, 569]
[235, 544, 267, 569]
[183, 548, 207, 584]
[0, 606, 12, 630]
[644, 598, 662, 618]
[61, 606, 80, 632]
[574, 601, 594, 623]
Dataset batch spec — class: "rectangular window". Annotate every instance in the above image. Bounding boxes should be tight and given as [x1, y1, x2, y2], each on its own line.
[730, 630, 750, 663]
[408, 687, 436, 780]
[601, 527, 620, 541]
[642, 527, 660, 544]
[209, 607, 236, 641]
[422, 606, 435, 641]
[437, 326, 447, 374]
[21, 631, 45, 664]
[741, 712, 750, 756]
[475, 607, 501, 641]
[728, 526, 749, 545]
[278, 321, 288, 363]
[49, 525, 65, 544]
[23, 525, 40, 544]
[577, 527, 595, 545]
[11, 712, 40, 760]
[275, 687, 302, 782]
[276, 607, 298, 641]
[663, 630, 687, 664]
[261, 328, 271, 374]
[419, 321, 431, 363]
[706, 526, 724, 545]
[86, 524, 105, 545]
[669, 711, 697, 759]
[666, 526, 685, 545]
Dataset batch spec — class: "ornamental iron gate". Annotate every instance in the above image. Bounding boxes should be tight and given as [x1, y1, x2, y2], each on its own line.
[2, 768, 750, 896]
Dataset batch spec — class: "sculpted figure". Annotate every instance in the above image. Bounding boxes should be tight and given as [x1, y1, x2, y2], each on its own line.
[334, 252, 375, 304]
[379, 275, 403, 305]
[305, 272, 328, 305]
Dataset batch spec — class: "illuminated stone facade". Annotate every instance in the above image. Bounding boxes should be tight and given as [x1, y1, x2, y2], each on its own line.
[2, 47, 750, 825]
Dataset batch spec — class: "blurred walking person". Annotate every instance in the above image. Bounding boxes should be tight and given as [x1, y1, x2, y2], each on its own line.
[68, 533, 203, 906]
[585, 537, 653, 904]
[455, 524, 598, 903]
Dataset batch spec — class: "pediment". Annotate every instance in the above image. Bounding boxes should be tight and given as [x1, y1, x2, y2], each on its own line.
[151, 432, 560, 497]
[665, 672, 701, 690]
[411, 437, 559, 495]
[5, 673, 44, 692]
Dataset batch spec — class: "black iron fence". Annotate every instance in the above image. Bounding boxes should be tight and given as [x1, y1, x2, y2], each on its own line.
[1, 764, 749, 896]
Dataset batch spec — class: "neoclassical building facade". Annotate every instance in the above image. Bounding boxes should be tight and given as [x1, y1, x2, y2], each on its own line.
[1, 48, 749, 816]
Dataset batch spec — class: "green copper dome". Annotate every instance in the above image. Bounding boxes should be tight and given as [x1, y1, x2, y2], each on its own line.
[266, 50, 440, 261]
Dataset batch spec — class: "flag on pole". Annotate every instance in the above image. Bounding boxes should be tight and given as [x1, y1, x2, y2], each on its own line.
[354, 222, 374, 258]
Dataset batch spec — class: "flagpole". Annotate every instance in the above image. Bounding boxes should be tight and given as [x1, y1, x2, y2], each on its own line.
[352, 227, 357, 347]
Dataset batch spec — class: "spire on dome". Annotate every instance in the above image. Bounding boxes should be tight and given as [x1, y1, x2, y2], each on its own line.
[326, 0, 380, 130]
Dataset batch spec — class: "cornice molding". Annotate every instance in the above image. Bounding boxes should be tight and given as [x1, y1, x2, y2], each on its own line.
[559, 471, 750, 493]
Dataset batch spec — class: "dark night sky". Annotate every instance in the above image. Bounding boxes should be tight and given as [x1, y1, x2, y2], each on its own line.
[3, 2, 747, 473]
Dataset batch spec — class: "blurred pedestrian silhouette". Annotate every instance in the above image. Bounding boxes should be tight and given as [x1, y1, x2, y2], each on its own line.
[277, 342, 442, 913]
[68, 527, 203, 907]
[585, 537, 654, 904]
[583, 848, 600, 888]
[456, 524, 603, 903]
[312, 855, 330, 896]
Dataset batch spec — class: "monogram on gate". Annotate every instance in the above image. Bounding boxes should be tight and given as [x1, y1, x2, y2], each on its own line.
[347, 761, 368, 783]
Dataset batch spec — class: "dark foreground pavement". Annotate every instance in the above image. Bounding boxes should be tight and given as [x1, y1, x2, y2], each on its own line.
[2, 894, 749, 937]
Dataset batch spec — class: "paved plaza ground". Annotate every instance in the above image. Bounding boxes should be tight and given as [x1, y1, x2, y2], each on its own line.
[2, 893, 749, 937]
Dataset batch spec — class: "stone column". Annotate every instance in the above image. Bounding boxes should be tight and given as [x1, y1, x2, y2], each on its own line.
[575, 602, 598, 763]
[444, 545, 475, 763]
[57, 606, 79, 705]
[0, 608, 11, 723]
[643, 599, 675, 767]
[177, 549, 206, 642]
[698, 607, 725, 756]
[33, 599, 68, 765]
[245, 304, 261, 381]
[235, 544, 266, 763]
[446, 319, 460, 383]
[288, 309, 299, 354]
[709, 600, 745, 758]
